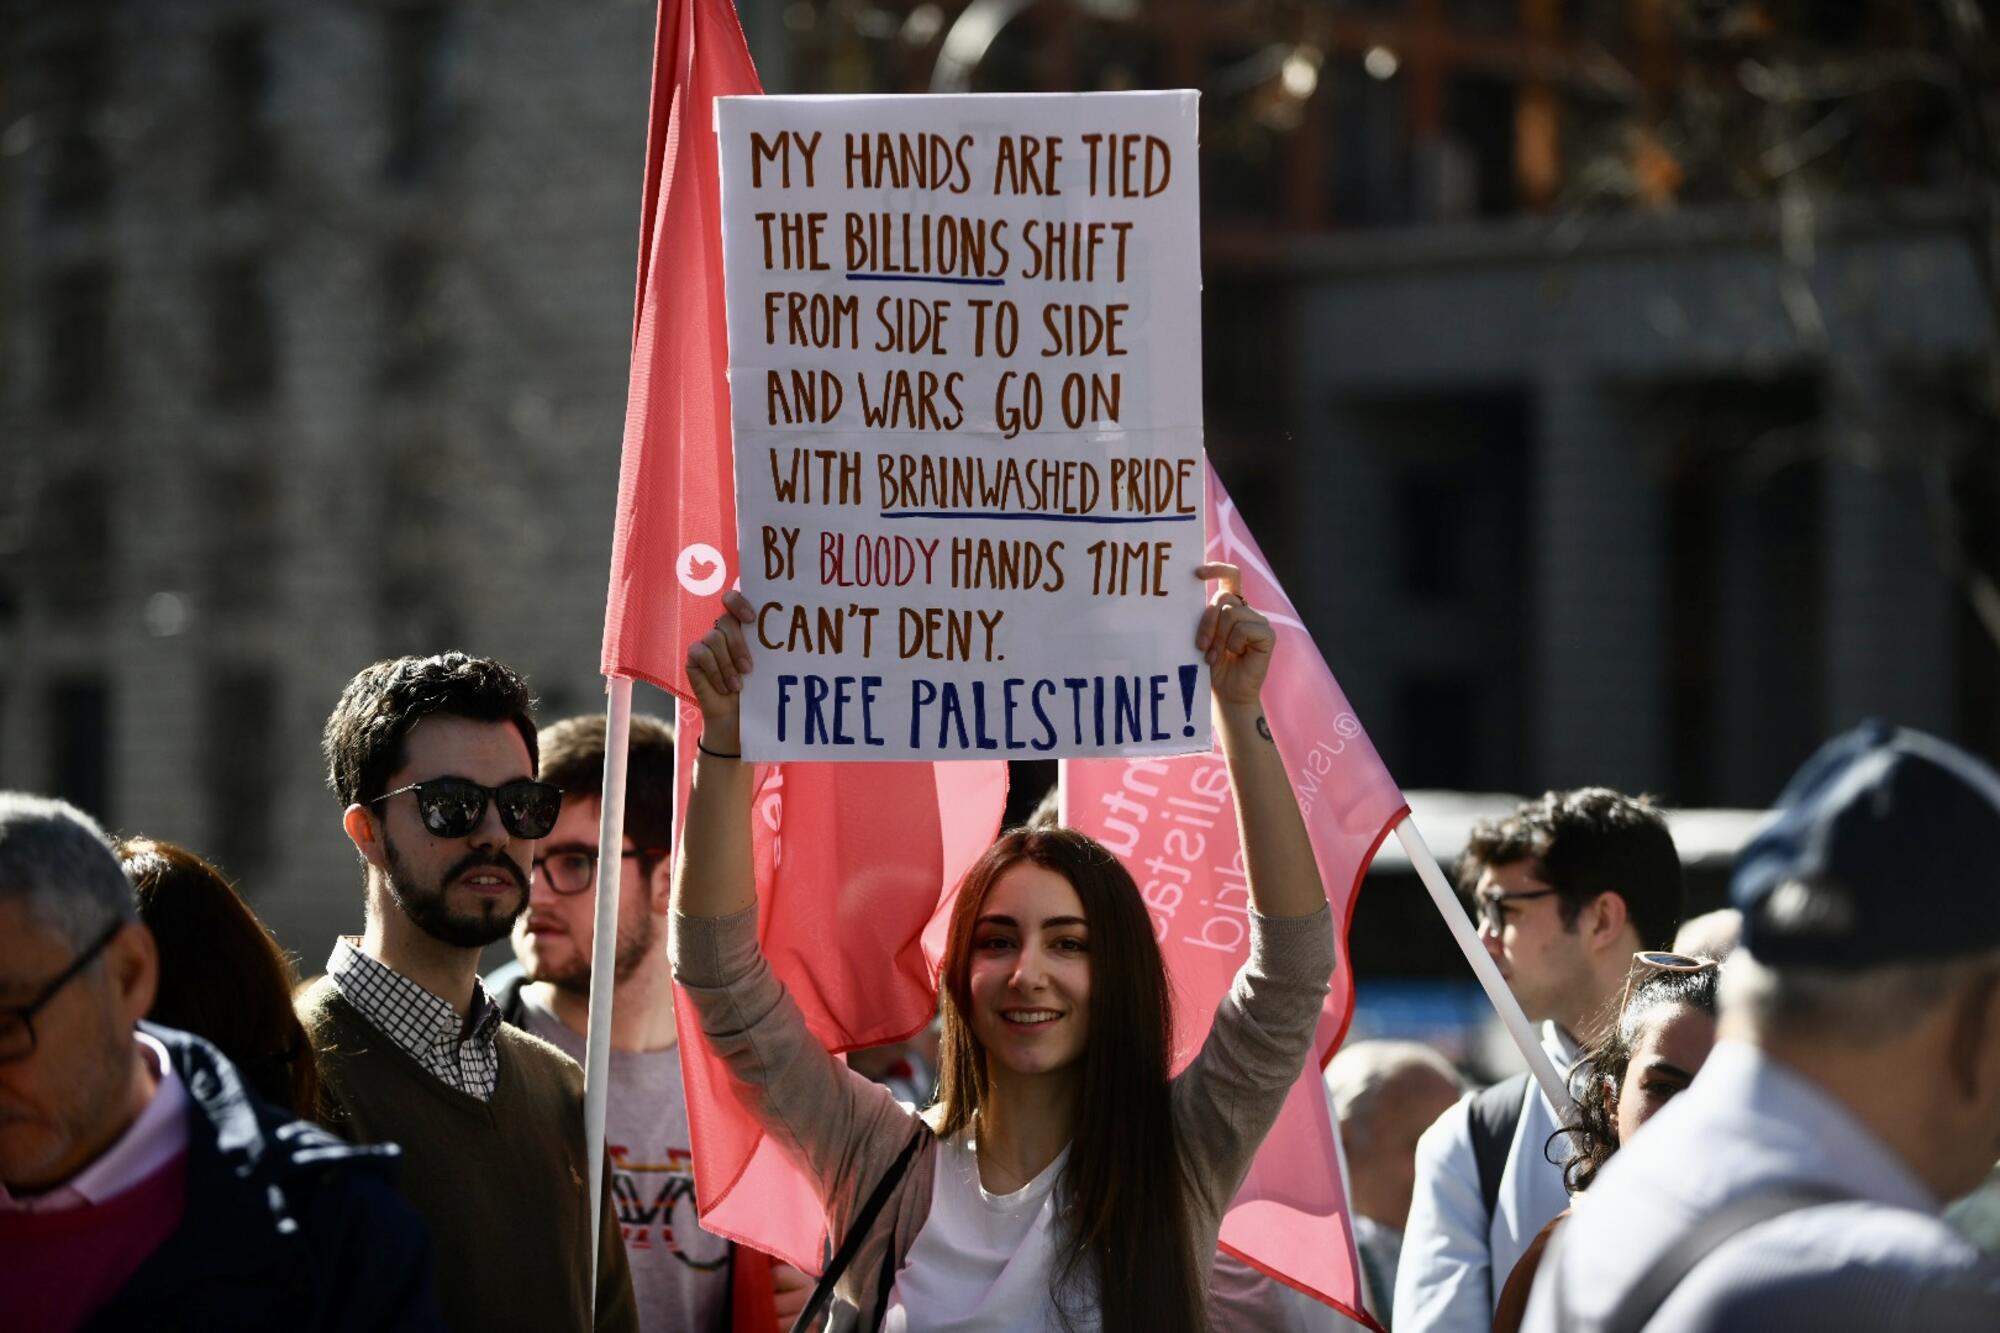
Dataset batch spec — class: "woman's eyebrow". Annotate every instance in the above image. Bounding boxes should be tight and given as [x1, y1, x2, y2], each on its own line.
[1640, 1059, 1695, 1081]
[975, 914, 1017, 929]
[1038, 916, 1088, 929]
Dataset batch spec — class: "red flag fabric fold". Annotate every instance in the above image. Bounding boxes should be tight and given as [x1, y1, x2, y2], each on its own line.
[1062, 463, 1407, 1328]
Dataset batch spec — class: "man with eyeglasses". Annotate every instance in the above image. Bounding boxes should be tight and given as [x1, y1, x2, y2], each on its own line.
[1396, 789, 1684, 1333]
[487, 712, 801, 1331]
[299, 653, 637, 1332]
[1526, 725, 2000, 1331]
[0, 793, 442, 1330]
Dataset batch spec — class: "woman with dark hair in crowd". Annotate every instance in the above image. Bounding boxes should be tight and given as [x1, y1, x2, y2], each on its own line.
[1491, 953, 1722, 1332]
[115, 837, 321, 1120]
[673, 571, 1333, 1332]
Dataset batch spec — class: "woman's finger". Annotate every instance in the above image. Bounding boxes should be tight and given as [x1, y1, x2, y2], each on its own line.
[1194, 562, 1242, 600]
[1206, 602, 1240, 666]
[721, 588, 755, 622]
[686, 638, 727, 696]
[716, 609, 753, 673]
[1195, 598, 1222, 653]
[698, 631, 740, 693]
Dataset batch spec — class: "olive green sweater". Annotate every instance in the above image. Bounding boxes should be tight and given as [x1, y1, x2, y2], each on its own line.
[297, 978, 637, 1333]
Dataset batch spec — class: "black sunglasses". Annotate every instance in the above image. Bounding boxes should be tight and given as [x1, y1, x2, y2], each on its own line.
[1619, 950, 1720, 1011]
[371, 777, 564, 840]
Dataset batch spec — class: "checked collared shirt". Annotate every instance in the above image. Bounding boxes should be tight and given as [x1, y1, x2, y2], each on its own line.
[325, 937, 502, 1100]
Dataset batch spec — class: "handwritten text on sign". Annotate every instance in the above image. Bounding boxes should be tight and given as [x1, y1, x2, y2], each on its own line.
[718, 92, 1208, 760]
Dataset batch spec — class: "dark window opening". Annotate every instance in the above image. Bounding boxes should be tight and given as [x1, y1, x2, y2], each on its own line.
[43, 35, 112, 218]
[205, 668, 278, 881]
[1953, 429, 2000, 766]
[44, 265, 112, 416]
[49, 678, 112, 825]
[1342, 389, 1531, 792]
[1393, 675, 1479, 790]
[1660, 376, 1824, 807]
[212, 22, 274, 198]
[380, 238, 451, 389]
[1443, 74, 1518, 219]
[37, 468, 114, 623]
[384, 4, 453, 184]
[1396, 472, 1472, 602]
[203, 463, 278, 616]
[208, 255, 276, 404]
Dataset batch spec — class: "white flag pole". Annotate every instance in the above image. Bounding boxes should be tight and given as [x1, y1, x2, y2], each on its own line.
[585, 674, 635, 1319]
[1393, 815, 1571, 1112]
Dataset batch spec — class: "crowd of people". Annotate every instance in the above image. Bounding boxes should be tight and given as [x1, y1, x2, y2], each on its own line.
[3, 574, 1999, 1331]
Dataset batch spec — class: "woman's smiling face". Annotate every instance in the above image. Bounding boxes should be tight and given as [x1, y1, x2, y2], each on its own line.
[967, 862, 1093, 1078]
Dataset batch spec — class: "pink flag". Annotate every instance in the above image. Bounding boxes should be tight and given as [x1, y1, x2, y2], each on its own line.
[600, 0, 761, 696]
[600, 0, 1010, 1274]
[1064, 464, 1408, 1328]
[671, 701, 1007, 1270]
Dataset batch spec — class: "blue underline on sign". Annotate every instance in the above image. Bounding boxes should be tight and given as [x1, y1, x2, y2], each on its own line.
[845, 272, 1007, 287]
[880, 511, 1199, 524]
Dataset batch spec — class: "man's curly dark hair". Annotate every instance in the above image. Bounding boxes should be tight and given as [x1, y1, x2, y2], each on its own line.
[322, 653, 538, 808]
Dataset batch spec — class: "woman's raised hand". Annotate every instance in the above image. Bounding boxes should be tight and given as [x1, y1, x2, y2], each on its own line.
[1193, 562, 1275, 711]
[685, 590, 757, 751]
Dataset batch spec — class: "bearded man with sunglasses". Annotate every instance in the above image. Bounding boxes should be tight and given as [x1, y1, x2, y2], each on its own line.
[300, 653, 637, 1332]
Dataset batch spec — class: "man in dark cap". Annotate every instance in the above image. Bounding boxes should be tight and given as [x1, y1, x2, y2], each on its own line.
[1524, 722, 2000, 1331]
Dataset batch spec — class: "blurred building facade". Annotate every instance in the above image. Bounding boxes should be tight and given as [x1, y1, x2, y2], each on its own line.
[3, 0, 1995, 965]
[1, 0, 669, 954]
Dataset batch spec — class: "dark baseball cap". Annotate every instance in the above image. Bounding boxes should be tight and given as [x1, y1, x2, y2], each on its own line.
[1732, 721, 2000, 969]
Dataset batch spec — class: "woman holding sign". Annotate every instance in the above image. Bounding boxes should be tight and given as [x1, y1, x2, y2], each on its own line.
[673, 566, 1332, 1332]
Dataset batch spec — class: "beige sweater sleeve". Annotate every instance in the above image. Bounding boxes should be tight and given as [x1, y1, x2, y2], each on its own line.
[1170, 902, 1337, 1224]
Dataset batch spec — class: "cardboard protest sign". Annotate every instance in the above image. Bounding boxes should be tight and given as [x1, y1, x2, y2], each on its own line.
[717, 92, 1208, 761]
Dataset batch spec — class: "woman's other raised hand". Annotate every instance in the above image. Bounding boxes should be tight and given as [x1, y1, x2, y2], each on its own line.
[685, 590, 757, 754]
[1193, 562, 1275, 711]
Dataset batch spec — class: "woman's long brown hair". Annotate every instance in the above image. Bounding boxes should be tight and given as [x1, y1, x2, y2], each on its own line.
[933, 827, 1201, 1332]
[115, 837, 322, 1120]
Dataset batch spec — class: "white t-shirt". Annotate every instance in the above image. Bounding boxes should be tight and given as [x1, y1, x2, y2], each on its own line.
[882, 1129, 1090, 1332]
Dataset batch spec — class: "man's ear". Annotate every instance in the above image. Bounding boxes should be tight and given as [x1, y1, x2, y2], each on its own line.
[647, 855, 674, 916]
[110, 921, 158, 1027]
[1587, 891, 1631, 953]
[343, 803, 389, 871]
[1946, 968, 2000, 1104]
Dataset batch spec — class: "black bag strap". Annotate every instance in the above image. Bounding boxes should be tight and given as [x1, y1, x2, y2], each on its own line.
[1470, 1072, 1530, 1220]
[791, 1126, 929, 1333]
[1599, 1182, 1852, 1333]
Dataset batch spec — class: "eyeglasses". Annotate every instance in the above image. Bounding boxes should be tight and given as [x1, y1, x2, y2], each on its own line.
[1475, 886, 1560, 932]
[371, 777, 564, 841]
[1618, 950, 1719, 1011]
[532, 848, 659, 896]
[0, 920, 125, 1063]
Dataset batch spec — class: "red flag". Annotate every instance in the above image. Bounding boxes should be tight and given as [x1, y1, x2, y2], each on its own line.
[1063, 464, 1407, 1328]
[672, 701, 1007, 1270]
[604, 0, 1011, 1275]
[601, 0, 761, 695]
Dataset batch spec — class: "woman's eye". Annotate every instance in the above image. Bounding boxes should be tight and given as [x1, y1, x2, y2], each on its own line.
[1053, 937, 1089, 953]
[975, 935, 1013, 952]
